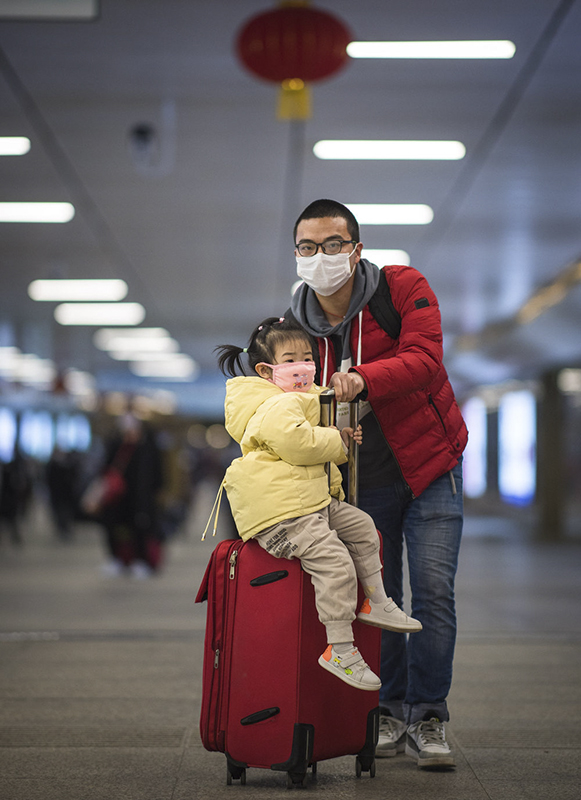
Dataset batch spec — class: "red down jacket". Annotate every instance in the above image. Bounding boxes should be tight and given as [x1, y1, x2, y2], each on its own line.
[318, 264, 468, 498]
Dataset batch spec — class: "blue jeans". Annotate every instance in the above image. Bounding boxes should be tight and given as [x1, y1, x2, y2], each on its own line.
[358, 459, 463, 725]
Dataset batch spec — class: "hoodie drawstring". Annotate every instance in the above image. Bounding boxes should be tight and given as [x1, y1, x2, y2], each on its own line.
[201, 479, 226, 541]
[322, 309, 363, 385]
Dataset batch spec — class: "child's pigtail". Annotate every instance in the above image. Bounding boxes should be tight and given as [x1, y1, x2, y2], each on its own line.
[215, 344, 246, 377]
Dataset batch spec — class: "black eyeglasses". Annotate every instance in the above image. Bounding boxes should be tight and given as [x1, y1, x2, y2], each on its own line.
[295, 238, 356, 257]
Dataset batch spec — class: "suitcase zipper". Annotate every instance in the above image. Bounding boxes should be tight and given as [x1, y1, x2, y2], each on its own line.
[229, 550, 238, 579]
[214, 648, 220, 668]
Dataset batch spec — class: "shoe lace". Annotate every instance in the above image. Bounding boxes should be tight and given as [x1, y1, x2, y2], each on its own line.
[418, 719, 446, 746]
[379, 715, 401, 740]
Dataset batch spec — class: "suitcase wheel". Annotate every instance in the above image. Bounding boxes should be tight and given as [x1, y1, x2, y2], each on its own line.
[286, 771, 308, 789]
[226, 764, 246, 785]
[355, 756, 376, 778]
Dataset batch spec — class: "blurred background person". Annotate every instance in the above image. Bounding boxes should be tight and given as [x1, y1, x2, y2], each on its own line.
[0, 450, 32, 546]
[45, 446, 79, 542]
[85, 412, 164, 578]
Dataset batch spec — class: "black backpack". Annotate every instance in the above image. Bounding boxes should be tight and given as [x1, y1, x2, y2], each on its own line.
[367, 267, 401, 340]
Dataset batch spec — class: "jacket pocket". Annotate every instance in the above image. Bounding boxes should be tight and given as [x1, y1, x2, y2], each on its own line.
[428, 393, 447, 435]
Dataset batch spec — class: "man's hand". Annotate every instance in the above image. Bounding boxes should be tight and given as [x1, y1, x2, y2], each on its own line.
[329, 371, 366, 402]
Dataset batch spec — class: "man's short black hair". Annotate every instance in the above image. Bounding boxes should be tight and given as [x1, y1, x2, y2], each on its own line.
[293, 199, 360, 244]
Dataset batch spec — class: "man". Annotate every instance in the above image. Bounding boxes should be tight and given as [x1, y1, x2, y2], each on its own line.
[288, 198, 467, 769]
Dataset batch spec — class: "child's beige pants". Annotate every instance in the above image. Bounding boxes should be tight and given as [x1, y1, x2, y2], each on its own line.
[254, 497, 381, 644]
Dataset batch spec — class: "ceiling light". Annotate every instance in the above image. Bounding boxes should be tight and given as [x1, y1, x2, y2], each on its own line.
[0, 345, 20, 360]
[64, 369, 96, 395]
[0, 202, 75, 223]
[0, 348, 21, 373]
[314, 140, 465, 160]
[28, 279, 128, 301]
[0, 351, 56, 384]
[347, 40, 516, 59]
[558, 369, 581, 394]
[54, 303, 145, 326]
[106, 338, 178, 353]
[93, 327, 170, 350]
[0, 1, 99, 20]
[0, 137, 31, 155]
[109, 351, 176, 361]
[17, 360, 57, 385]
[108, 341, 180, 359]
[364, 249, 411, 266]
[129, 356, 199, 380]
[346, 204, 434, 225]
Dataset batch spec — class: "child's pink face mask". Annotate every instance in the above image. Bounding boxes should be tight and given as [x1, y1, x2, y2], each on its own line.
[260, 361, 316, 392]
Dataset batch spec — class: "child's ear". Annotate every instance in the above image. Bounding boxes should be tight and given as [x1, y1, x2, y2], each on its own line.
[255, 363, 272, 379]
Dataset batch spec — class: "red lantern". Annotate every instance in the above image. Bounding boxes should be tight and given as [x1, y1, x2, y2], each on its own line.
[236, 2, 352, 119]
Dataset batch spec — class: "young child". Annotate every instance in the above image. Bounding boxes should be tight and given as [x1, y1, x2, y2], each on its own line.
[215, 316, 421, 692]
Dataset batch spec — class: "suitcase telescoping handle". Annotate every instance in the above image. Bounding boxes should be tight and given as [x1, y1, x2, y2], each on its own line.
[320, 388, 359, 508]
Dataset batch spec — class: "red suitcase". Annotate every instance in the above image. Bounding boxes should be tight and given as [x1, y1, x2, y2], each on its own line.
[195, 537, 380, 788]
[195, 393, 381, 787]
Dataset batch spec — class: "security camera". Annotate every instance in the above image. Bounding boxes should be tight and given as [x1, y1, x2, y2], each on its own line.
[129, 123, 157, 154]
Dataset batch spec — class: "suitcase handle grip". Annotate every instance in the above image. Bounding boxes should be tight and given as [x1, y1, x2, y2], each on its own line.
[319, 390, 360, 507]
[240, 707, 281, 726]
[250, 570, 289, 587]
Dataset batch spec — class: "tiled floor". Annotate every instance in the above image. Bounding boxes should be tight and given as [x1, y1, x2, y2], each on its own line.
[0, 491, 580, 799]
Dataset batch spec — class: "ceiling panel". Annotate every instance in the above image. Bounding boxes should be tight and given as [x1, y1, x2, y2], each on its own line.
[0, 0, 579, 413]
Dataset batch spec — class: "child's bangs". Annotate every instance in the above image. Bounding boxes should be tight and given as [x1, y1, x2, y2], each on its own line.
[267, 330, 313, 359]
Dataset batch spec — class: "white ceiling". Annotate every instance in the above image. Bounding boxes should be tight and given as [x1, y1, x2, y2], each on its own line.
[0, 0, 580, 415]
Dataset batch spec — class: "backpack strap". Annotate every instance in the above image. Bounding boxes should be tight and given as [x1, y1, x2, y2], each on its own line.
[367, 267, 401, 340]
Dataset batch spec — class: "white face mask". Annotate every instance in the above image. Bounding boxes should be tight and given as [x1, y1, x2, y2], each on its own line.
[296, 247, 356, 297]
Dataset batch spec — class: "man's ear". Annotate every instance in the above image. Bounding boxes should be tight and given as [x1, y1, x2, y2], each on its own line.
[354, 242, 363, 264]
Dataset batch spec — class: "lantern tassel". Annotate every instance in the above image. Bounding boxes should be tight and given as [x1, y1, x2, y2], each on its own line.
[277, 79, 311, 120]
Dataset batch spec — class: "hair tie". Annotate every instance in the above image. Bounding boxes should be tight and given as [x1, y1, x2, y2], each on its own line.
[258, 325, 263, 331]
[242, 347, 248, 353]
[277, 317, 284, 323]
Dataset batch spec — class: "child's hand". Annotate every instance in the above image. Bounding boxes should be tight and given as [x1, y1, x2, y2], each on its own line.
[340, 425, 363, 447]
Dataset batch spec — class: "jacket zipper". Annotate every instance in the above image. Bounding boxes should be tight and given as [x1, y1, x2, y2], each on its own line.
[428, 393, 447, 433]
[428, 395, 458, 495]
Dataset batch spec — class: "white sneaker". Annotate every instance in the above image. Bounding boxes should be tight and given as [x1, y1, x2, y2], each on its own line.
[376, 713, 407, 758]
[406, 717, 455, 769]
[130, 560, 153, 579]
[318, 645, 381, 692]
[357, 598, 423, 632]
[100, 559, 124, 578]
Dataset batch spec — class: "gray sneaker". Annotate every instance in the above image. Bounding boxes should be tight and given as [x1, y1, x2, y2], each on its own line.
[376, 713, 406, 757]
[406, 717, 455, 769]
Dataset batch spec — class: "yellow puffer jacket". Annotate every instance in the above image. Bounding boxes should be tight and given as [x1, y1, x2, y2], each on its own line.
[223, 376, 347, 540]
